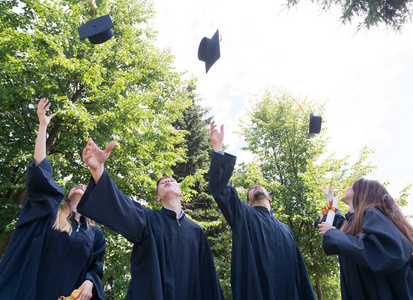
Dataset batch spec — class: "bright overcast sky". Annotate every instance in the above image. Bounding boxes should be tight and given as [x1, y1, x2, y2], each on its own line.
[151, 0, 413, 218]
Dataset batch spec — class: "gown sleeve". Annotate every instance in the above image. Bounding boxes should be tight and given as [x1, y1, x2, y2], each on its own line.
[16, 158, 65, 228]
[85, 227, 106, 300]
[208, 151, 244, 228]
[323, 207, 413, 275]
[77, 169, 147, 244]
[197, 230, 224, 300]
[295, 244, 317, 300]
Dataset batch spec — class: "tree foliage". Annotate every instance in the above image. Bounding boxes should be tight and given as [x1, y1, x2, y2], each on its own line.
[0, 0, 191, 297]
[238, 88, 376, 299]
[286, 0, 413, 30]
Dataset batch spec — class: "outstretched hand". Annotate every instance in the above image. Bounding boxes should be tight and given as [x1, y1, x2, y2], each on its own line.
[37, 98, 56, 126]
[209, 121, 224, 152]
[83, 138, 116, 182]
[319, 181, 334, 202]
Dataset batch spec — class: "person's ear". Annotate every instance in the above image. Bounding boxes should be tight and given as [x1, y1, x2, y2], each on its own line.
[180, 191, 183, 197]
[156, 196, 161, 203]
[268, 197, 272, 202]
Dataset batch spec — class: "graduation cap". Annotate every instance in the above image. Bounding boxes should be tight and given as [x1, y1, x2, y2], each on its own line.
[198, 30, 221, 73]
[78, 14, 114, 44]
[309, 112, 322, 138]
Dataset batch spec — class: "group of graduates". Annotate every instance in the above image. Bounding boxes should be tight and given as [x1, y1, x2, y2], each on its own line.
[0, 98, 412, 300]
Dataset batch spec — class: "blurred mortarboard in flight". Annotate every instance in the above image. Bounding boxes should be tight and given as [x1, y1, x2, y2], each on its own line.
[309, 112, 322, 138]
[198, 30, 221, 73]
[78, 14, 114, 44]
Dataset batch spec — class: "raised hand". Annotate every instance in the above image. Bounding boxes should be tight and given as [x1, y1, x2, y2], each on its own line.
[209, 121, 224, 152]
[83, 138, 115, 182]
[34, 98, 57, 165]
[37, 98, 56, 126]
[319, 181, 334, 202]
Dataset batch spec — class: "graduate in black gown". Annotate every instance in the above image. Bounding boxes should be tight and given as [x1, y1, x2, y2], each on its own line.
[317, 180, 413, 300]
[208, 121, 316, 300]
[0, 99, 106, 300]
[77, 138, 224, 300]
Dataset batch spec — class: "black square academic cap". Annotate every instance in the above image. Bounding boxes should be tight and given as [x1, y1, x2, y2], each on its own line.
[309, 112, 322, 138]
[198, 30, 221, 73]
[78, 14, 114, 44]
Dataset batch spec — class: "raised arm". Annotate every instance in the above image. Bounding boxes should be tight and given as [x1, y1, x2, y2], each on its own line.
[34, 98, 56, 166]
[17, 99, 63, 227]
[209, 121, 245, 227]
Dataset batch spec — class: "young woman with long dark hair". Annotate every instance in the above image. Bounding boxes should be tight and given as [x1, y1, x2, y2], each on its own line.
[0, 98, 106, 300]
[317, 179, 413, 300]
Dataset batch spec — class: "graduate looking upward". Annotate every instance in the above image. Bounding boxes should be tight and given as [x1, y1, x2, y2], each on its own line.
[156, 176, 183, 219]
[317, 180, 413, 300]
[0, 99, 106, 300]
[77, 138, 224, 300]
[208, 121, 316, 300]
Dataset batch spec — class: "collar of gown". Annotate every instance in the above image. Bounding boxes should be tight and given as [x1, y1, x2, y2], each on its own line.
[161, 207, 185, 219]
[70, 211, 88, 230]
[345, 212, 354, 221]
[253, 205, 272, 215]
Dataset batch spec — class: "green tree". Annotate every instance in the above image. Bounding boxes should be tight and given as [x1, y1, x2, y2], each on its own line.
[286, 0, 412, 30]
[171, 80, 233, 298]
[238, 88, 376, 299]
[0, 0, 191, 297]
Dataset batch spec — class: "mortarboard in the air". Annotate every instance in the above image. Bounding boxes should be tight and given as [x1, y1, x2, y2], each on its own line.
[309, 112, 322, 138]
[198, 30, 221, 73]
[78, 14, 114, 44]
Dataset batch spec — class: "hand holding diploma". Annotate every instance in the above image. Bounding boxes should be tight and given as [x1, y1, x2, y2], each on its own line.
[319, 181, 338, 225]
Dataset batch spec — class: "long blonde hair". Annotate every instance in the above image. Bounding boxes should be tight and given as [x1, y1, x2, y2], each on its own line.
[53, 191, 95, 235]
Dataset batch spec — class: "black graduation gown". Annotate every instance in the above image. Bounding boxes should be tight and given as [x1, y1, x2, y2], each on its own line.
[209, 151, 316, 300]
[0, 158, 106, 300]
[77, 169, 224, 300]
[323, 207, 413, 300]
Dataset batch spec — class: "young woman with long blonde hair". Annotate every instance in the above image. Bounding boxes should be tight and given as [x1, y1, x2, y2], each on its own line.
[0, 98, 106, 300]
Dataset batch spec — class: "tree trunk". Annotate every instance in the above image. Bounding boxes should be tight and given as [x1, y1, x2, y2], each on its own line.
[14, 187, 28, 205]
[315, 274, 323, 300]
[309, 241, 323, 300]
[0, 229, 13, 258]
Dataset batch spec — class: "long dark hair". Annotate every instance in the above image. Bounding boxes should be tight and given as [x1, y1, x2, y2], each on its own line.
[341, 178, 413, 244]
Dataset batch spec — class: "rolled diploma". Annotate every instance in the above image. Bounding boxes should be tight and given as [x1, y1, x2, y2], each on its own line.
[325, 197, 338, 225]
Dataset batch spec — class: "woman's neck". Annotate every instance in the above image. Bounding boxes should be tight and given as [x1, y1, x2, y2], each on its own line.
[70, 195, 82, 220]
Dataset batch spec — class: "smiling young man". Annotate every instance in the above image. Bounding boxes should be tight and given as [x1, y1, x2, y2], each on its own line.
[77, 138, 224, 300]
[208, 121, 316, 300]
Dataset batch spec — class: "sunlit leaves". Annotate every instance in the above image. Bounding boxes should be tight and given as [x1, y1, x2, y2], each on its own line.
[286, 0, 412, 30]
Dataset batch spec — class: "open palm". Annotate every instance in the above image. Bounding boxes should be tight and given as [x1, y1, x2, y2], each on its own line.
[83, 138, 115, 171]
[209, 121, 224, 145]
[37, 98, 56, 125]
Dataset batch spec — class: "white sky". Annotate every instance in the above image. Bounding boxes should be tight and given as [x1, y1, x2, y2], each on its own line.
[151, 0, 413, 218]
